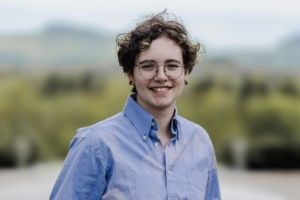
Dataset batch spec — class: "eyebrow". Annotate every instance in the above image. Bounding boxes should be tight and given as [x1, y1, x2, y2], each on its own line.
[138, 59, 181, 65]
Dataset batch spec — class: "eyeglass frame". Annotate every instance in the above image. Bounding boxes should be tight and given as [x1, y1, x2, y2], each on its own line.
[134, 60, 185, 80]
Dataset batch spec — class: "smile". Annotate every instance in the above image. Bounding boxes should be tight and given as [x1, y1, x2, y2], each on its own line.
[152, 87, 170, 92]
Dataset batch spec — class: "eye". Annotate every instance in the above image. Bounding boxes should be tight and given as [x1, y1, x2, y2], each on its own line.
[167, 62, 180, 70]
[140, 63, 156, 70]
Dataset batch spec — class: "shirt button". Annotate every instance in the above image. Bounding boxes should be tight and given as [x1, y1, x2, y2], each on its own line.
[151, 122, 155, 126]
[168, 170, 171, 175]
[143, 135, 147, 140]
[154, 142, 159, 147]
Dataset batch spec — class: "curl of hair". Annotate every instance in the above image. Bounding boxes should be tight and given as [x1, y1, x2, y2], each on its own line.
[116, 10, 205, 92]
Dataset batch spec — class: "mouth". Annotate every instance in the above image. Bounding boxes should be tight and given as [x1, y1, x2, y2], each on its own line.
[151, 87, 171, 92]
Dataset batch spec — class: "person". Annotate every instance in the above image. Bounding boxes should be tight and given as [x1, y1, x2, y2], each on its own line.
[50, 10, 221, 200]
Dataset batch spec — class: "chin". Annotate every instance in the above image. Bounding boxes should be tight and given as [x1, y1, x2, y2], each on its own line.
[152, 100, 174, 109]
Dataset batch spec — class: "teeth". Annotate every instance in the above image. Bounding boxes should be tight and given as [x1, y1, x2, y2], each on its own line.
[153, 87, 168, 92]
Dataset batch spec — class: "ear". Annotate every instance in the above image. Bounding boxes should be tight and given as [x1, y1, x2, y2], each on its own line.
[127, 71, 134, 84]
[184, 68, 189, 82]
[184, 67, 189, 75]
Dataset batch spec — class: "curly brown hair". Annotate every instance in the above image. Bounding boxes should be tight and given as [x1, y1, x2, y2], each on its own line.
[116, 10, 204, 92]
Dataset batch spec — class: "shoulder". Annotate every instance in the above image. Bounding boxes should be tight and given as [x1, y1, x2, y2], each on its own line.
[177, 115, 213, 146]
[69, 112, 129, 149]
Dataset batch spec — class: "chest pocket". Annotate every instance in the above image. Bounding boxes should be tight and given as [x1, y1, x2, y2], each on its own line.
[187, 170, 208, 200]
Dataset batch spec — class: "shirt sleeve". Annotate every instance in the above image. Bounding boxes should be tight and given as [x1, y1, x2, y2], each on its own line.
[50, 137, 107, 200]
[204, 147, 222, 200]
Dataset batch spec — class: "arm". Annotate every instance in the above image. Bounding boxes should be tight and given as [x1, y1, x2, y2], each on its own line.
[204, 147, 222, 200]
[50, 137, 107, 200]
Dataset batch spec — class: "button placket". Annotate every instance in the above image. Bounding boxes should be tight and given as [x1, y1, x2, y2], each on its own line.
[165, 142, 177, 198]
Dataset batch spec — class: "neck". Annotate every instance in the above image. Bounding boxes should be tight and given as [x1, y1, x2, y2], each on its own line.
[138, 102, 175, 132]
[155, 111, 174, 148]
[153, 110, 173, 131]
[144, 105, 175, 148]
[134, 94, 176, 147]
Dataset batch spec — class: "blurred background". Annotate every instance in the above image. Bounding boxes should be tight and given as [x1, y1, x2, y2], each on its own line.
[0, 0, 300, 199]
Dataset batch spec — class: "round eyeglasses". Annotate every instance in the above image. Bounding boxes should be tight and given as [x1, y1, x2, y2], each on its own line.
[135, 61, 184, 80]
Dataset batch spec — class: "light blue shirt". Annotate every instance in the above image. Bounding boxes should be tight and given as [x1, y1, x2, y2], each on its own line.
[50, 94, 221, 200]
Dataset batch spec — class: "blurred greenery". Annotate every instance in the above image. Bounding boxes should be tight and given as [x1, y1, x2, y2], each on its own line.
[0, 66, 300, 169]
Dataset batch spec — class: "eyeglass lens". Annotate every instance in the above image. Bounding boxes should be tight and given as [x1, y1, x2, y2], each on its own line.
[138, 62, 183, 79]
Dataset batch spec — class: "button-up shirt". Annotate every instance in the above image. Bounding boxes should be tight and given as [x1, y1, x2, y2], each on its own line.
[50, 94, 221, 200]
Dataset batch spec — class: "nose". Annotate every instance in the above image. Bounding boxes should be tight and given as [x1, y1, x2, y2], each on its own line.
[153, 65, 168, 82]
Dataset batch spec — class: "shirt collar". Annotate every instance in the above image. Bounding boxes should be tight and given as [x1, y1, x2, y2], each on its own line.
[124, 94, 179, 141]
[124, 94, 154, 141]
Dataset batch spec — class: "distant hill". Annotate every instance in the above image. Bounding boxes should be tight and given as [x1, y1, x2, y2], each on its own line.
[281, 33, 300, 50]
[0, 24, 117, 70]
[0, 25, 299, 71]
[210, 33, 300, 69]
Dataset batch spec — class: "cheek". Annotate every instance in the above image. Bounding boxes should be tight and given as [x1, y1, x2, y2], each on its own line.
[133, 68, 141, 81]
[136, 80, 148, 90]
[133, 75, 147, 90]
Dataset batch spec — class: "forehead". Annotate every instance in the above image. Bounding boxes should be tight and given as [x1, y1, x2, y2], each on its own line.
[136, 37, 183, 63]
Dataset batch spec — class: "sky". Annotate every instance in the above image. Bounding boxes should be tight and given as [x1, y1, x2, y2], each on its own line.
[1, 0, 300, 51]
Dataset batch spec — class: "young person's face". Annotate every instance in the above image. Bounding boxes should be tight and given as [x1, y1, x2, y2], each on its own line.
[128, 36, 188, 113]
